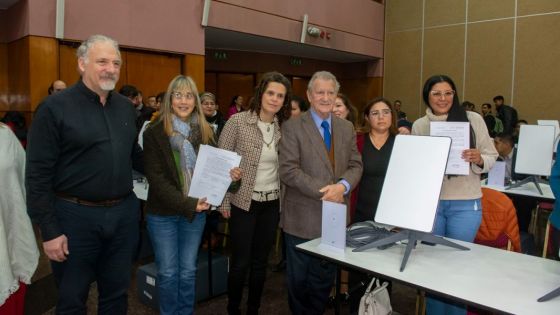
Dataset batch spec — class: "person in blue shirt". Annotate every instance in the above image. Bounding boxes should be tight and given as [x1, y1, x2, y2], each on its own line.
[548, 141, 560, 260]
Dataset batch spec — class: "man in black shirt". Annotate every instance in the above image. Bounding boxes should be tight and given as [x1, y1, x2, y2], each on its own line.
[494, 95, 518, 135]
[26, 34, 143, 314]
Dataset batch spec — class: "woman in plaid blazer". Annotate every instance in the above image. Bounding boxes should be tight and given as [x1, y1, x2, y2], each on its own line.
[218, 72, 292, 315]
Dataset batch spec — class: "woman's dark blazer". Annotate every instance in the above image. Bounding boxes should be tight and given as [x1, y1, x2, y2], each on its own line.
[142, 120, 200, 220]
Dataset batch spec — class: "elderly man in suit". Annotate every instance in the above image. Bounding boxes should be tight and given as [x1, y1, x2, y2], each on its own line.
[279, 71, 363, 315]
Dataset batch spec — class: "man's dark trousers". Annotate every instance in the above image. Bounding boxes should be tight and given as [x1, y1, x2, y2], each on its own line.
[51, 194, 140, 315]
[285, 233, 336, 315]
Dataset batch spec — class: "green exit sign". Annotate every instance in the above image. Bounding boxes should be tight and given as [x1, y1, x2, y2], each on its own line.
[213, 52, 227, 60]
[290, 58, 302, 66]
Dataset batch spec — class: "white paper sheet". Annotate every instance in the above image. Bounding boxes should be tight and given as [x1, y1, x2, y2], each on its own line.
[188, 145, 241, 206]
[319, 201, 347, 254]
[430, 121, 470, 175]
[133, 178, 149, 201]
[137, 121, 150, 149]
[487, 161, 506, 188]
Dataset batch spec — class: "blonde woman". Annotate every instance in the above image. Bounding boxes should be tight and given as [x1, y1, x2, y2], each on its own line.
[143, 75, 240, 315]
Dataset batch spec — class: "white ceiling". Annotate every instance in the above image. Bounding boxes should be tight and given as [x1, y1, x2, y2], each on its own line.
[205, 27, 377, 64]
[0, 0, 18, 10]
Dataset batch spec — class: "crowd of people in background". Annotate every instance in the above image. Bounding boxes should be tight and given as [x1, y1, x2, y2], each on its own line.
[2, 33, 559, 315]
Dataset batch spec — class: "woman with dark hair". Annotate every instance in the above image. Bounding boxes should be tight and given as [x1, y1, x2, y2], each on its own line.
[143, 75, 241, 315]
[218, 71, 292, 314]
[353, 97, 398, 223]
[226, 95, 244, 119]
[347, 97, 398, 312]
[290, 95, 309, 118]
[333, 93, 358, 128]
[412, 75, 497, 315]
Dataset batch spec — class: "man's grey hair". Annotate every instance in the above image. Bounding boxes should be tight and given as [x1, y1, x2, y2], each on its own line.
[76, 34, 121, 63]
[307, 71, 340, 93]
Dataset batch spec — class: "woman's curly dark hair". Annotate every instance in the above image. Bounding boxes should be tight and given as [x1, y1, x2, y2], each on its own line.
[248, 71, 292, 125]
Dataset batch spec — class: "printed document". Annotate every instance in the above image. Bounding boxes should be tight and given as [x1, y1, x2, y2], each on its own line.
[188, 145, 241, 206]
[430, 121, 470, 175]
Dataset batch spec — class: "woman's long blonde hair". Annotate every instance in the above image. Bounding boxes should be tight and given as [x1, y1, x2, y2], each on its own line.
[159, 75, 214, 144]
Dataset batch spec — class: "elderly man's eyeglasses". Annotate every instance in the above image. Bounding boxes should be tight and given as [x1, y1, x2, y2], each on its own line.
[430, 90, 455, 99]
[369, 109, 392, 118]
[172, 92, 195, 100]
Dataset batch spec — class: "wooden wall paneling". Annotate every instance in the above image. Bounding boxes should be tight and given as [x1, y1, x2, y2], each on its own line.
[422, 25, 465, 97]
[338, 77, 382, 128]
[464, 19, 514, 108]
[205, 49, 348, 79]
[385, 0, 423, 32]
[115, 51, 128, 92]
[366, 77, 383, 102]
[518, 0, 560, 16]
[291, 77, 309, 100]
[29, 36, 58, 111]
[514, 14, 560, 123]
[339, 78, 367, 126]
[59, 43, 80, 86]
[424, 0, 466, 27]
[383, 30, 422, 121]
[183, 54, 205, 92]
[7, 37, 29, 113]
[216, 73, 255, 116]
[126, 50, 181, 99]
[205, 72, 217, 94]
[468, 0, 515, 22]
[0, 43, 8, 112]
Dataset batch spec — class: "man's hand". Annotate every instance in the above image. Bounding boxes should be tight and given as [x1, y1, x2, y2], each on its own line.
[319, 183, 346, 203]
[43, 235, 69, 262]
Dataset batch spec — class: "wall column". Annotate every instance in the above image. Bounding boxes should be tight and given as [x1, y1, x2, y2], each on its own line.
[183, 54, 205, 92]
[5, 36, 58, 121]
[29, 36, 59, 112]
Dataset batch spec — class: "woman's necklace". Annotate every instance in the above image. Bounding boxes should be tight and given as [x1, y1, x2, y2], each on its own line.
[263, 133, 274, 148]
[258, 117, 274, 148]
[259, 114, 274, 132]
